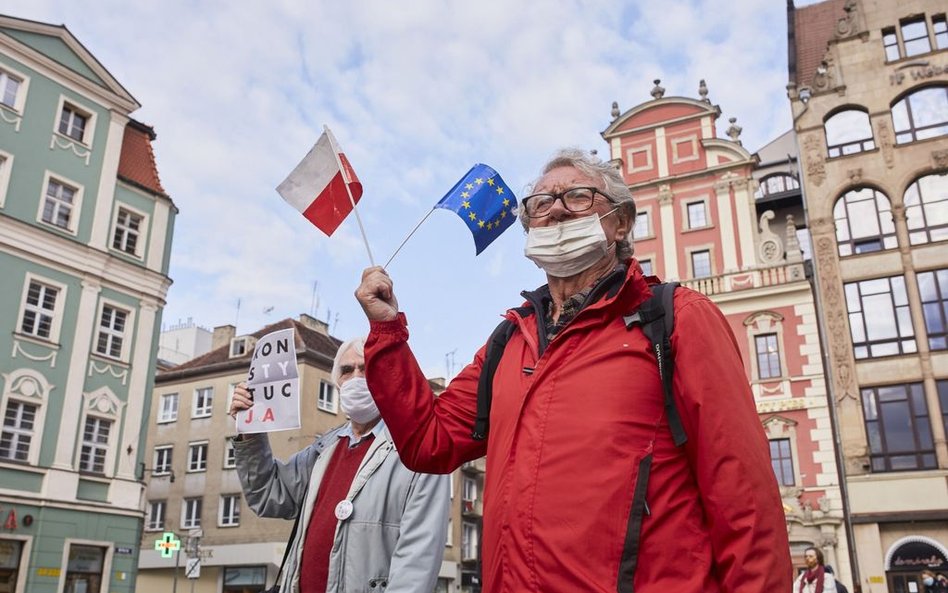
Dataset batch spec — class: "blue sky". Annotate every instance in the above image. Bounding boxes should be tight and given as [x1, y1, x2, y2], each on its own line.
[10, 0, 822, 378]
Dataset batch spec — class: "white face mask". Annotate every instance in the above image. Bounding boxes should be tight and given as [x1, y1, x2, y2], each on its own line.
[924, 577, 934, 586]
[524, 209, 617, 278]
[339, 377, 379, 424]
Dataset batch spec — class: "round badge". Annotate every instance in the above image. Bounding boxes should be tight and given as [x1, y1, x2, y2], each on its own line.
[334, 500, 353, 521]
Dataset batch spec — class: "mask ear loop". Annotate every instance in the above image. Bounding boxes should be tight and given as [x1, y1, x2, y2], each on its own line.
[599, 206, 621, 252]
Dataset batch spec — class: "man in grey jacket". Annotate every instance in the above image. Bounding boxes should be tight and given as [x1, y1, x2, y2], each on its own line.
[230, 336, 450, 593]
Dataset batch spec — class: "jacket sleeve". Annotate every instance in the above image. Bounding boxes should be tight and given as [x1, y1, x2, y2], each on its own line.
[234, 432, 318, 519]
[671, 294, 793, 593]
[365, 313, 488, 473]
[385, 472, 451, 593]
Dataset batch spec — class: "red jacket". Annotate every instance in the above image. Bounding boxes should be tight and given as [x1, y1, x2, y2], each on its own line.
[365, 263, 792, 593]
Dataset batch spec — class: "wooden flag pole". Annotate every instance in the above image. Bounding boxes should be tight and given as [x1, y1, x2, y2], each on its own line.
[383, 207, 436, 270]
[324, 125, 376, 266]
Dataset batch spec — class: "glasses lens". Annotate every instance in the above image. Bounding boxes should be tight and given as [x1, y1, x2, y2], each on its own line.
[562, 188, 596, 212]
[524, 194, 555, 217]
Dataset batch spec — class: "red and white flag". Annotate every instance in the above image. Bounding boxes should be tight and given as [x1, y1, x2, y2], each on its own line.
[277, 127, 363, 236]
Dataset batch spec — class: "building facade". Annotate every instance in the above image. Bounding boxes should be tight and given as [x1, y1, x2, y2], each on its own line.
[603, 82, 850, 585]
[0, 14, 175, 593]
[788, 0, 948, 591]
[137, 316, 466, 593]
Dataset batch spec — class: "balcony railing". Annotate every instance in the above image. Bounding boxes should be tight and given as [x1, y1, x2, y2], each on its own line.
[461, 459, 485, 473]
[462, 498, 482, 516]
[680, 262, 806, 297]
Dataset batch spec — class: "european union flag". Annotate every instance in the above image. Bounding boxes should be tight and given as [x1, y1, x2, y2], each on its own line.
[435, 163, 517, 254]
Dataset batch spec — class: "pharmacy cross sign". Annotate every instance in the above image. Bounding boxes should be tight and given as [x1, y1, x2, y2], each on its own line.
[155, 532, 181, 558]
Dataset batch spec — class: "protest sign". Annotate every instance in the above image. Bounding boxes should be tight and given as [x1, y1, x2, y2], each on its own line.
[236, 328, 301, 433]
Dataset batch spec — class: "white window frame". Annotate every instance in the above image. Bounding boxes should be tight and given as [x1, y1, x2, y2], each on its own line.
[92, 300, 134, 362]
[687, 246, 715, 279]
[187, 441, 208, 473]
[181, 497, 202, 529]
[626, 145, 653, 174]
[317, 380, 336, 413]
[0, 398, 39, 464]
[229, 336, 254, 358]
[53, 95, 97, 147]
[153, 445, 173, 475]
[223, 436, 236, 469]
[0, 63, 30, 114]
[462, 522, 478, 561]
[109, 203, 148, 260]
[637, 254, 656, 277]
[61, 540, 113, 593]
[685, 200, 710, 230]
[17, 273, 67, 344]
[218, 494, 240, 527]
[76, 388, 123, 477]
[157, 393, 178, 423]
[145, 500, 166, 531]
[192, 387, 214, 418]
[633, 208, 653, 240]
[445, 517, 453, 546]
[79, 415, 113, 475]
[462, 476, 478, 503]
[0, 369, 52, 466]
[37, 171, 84, 235]
[0, 149, 13, 209]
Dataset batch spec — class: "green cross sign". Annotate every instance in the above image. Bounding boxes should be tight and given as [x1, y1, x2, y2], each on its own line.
[155, 532, 181, 558]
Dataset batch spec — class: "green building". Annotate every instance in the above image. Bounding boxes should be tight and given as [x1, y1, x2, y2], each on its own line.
[0, 14, 175, 593]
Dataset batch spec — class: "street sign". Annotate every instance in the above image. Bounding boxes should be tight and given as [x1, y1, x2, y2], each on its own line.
[186, 557, 201, 579]
[115, 546, 134, 555]
[154, 532, 181, 558]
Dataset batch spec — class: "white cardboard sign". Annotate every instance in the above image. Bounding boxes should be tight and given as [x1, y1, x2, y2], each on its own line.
[236, 328, 301, 433]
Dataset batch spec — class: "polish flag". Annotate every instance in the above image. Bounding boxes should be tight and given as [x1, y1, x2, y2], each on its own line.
[277, 127, 363, 236]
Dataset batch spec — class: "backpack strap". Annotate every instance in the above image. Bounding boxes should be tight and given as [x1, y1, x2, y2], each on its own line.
[472, 311, 527, 440]
[623, 282, 687, 447]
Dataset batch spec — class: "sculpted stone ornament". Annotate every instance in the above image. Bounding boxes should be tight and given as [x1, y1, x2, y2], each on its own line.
[657, 183, 674, 206]
[650, 79, 665, 100]
[611, 101, 620, 121]
[835, 0, 864, 38]
[698, 79, 710, 103]
[803, 135, 827, 187]
[726, 117, 743, 144]
[878, 119, 895, 168]
[933, 149, 948, 170]
[785, 215, 804, 263]
[847, 168, 863, 184]
[758, 211, 785, 264]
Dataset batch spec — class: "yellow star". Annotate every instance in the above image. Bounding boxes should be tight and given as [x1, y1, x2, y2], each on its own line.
[500, 210, 507, 218]
[487, 222, 495, 230]
[465, 183, 474, 190]
[494, 218, 500, 226]
[487, 178, 495, 186]
[461, 191, 470, 198]
[502, 198, 510, 207]
[468, 212, 476, 221]
[496, 187, 504, 194]
[475, 178, 484, 185]
[478, 220, 485, 228]
[462, 200, 471, 209]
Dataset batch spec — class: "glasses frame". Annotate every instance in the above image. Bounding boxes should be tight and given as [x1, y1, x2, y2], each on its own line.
[521, 186, 615, 218]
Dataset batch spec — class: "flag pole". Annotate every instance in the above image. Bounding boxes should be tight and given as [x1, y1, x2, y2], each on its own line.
[324, 125, 376, 266]
[384, 207, 436, 269]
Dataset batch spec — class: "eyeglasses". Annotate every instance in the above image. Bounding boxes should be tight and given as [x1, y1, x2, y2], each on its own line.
[520, 186, 614, 218]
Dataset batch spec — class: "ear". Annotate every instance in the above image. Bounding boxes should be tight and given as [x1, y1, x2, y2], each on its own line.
[612, 203, 634, 241]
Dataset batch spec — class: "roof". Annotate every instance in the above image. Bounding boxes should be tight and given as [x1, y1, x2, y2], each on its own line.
[158, 318, 342, 382]
[117, 120, 167, 197]
[789, 0, 847, 87]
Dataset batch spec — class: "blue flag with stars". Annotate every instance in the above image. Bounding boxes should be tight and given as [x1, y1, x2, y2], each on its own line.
[435, 163, 517, 254]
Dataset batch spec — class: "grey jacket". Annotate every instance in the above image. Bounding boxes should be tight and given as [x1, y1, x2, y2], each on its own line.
[235, 422, 449, 593]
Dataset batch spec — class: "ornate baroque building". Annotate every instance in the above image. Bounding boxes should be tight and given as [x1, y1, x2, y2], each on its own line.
[0, 14, 175, 593]
[603, 81, 850, 585]
[787, 0, 948, 591]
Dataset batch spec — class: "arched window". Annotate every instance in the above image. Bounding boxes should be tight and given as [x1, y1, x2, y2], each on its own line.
[834, 188, 897, 256]
[905, 172, 948, 244]
[755, 173, 800, 199]
[824, 108, 875, 157]
[891, 85, 948, 144]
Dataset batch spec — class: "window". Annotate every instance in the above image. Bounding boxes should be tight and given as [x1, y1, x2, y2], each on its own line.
[111, 208, 143, 256]
[917, 268, 948, 350]
[462, 522, 478, 560]
[824, 109, 875, 157]
[633, 211, 650, 239]
[939, 380, 948, 442]
[58, 103, 89, 143]
[223, 437, 236, 469]
[691, 250, 712, 278]
[755, 334, 782, 379]
[223, 567, 266, 593]
[686, 201, 708, 229]
[833, 188, 897, 256]
[463, 477, 477, 504]
[905, 173, 948, 245]
[891, 86, 948, 144]
[64, 545, 106, 593]
[188, 442, 208, 472]
[219, 494, 240, 527]
[193, 387, 213, 417]
[154, 446, 172, 475]
[95, 305, 128, 359]
[901, 17, 932, 57]
[0, 152, 10, 208]
[0, 540, 24, 590]
[769, 439, 795, 486]
[41, 178, 77, 230]
[0, 69, 21, 109]
[639, 259, 653, 276]
[1, 400, 37, 462]
[935, 15, 948, 50]
[229, 337, 249, 358]
[318, 380, 336, 413]
[446, 518, 453, 546]
[845, 276, 916, 359]
[146, 500, 166, 531]
[182, 497, 202, 529]
[19, 280, 59, 340]
[862, 383, 936, 472]
[158, 393, 178, 423]
[755, 174, 800, 199]
[79, 416, 112, 474]
[882, 27, 901, 61]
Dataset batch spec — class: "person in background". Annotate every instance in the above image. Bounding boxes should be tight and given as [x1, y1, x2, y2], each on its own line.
[230, 336, 450, 593]
[794, 547, 837, 593]
[921, 569, 948, 593]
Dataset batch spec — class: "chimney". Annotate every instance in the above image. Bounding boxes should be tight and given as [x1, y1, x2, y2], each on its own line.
[211, 325, 236, 351]
[297, 314, 329, 335]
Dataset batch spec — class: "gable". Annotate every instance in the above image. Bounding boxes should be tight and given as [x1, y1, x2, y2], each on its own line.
[0, 27, 108, 88]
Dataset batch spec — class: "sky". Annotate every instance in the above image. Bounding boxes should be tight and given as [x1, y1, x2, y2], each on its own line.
[9, 0, 823, 379]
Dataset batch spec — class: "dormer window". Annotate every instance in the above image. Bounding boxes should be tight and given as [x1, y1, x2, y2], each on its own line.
[229, 336, 254, 358]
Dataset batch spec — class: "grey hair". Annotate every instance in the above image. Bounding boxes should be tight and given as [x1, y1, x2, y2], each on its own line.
[520, 148, 637, 260]
[331, 337, 366, 387]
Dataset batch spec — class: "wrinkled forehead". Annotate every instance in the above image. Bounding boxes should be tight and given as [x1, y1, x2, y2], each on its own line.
[339, 346, 364, 365]
[532, 166, 603, 194]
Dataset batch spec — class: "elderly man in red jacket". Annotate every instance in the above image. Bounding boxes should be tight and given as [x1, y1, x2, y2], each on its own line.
[356, 148, 792, 593]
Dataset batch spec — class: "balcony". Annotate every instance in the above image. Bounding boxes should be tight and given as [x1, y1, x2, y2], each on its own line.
[462, 498, 482, 517]
[462, 458, 486, 473]
[680, 262, 806, 297]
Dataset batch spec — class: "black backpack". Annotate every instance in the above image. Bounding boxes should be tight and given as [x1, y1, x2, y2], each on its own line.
[471, 282, 686, 447]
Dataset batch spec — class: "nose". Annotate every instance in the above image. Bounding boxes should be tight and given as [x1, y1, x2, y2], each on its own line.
[545, 195, 574, 221]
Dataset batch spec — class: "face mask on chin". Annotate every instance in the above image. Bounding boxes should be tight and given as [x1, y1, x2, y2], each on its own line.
[339, 377, 380, 424]
[524, 208, 618, 278]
